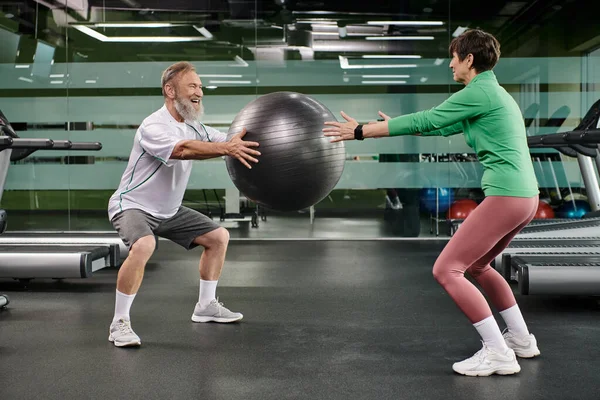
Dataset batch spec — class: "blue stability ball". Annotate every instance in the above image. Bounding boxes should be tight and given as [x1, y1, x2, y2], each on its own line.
[225, 92, 346, 212]
[557, 199, 591, 218]
[419, 187, 454, 213]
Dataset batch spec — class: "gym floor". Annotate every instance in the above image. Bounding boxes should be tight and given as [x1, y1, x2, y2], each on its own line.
[5, 209, 442, 238]
[1, 240, 599, 400]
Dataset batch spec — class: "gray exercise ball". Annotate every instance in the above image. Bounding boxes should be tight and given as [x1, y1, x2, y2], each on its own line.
[225, 91, 346, 212]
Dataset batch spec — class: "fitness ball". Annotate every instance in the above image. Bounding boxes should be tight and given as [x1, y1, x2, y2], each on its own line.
[225, 92, 346, 212]
[419, 187, 454, 214]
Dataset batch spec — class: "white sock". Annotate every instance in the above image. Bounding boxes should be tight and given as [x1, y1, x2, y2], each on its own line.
[473, 315, 509, 352]
[500, 304, 530, 337]
[199, 279, 218, 307]
[113, 290, 136, 323]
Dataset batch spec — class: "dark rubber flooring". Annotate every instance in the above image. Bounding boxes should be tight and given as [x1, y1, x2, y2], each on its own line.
[1, 240, 599, 400]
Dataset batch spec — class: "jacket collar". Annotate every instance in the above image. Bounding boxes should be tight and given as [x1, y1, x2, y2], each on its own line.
[468, 70, 497, 85]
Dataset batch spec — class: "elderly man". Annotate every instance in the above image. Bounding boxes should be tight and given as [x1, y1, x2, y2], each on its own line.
[106, 61, 260, 347]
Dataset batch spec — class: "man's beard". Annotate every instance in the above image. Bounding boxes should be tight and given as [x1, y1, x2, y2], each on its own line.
[174, 96, 204, 122]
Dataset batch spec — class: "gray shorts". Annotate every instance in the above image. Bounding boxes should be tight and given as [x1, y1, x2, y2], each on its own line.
[110, 206, 221, 250]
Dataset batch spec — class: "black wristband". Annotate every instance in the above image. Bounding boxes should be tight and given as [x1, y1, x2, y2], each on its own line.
[354, 124, 364, 141]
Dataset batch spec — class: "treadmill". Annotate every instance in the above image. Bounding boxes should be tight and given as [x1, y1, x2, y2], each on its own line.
[0, 207, 8, 308]
[0, 109, 124, 281]
[509, 253, 600, 295]
[495, 237, 600, 279]
[497, 100, 600, 295]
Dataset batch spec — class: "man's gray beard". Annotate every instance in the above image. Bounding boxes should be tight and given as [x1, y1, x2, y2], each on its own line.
[174, 97, 204, 122]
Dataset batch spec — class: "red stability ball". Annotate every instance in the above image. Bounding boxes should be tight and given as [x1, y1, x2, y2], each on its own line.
[446, 199, 478, 220]
[534, 200, 555, 219]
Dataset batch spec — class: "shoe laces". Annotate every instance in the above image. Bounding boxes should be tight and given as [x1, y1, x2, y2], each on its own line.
[214, 298, 227, 315]
[466, 341, 492, 363]
[115, 319, 134, 334]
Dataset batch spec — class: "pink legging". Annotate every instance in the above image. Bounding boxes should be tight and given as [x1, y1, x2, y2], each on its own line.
[433, 195, 539, 323]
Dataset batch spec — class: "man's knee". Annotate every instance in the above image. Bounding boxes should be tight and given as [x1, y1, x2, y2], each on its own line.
[129, 235, 156, 261]
[195, 227, 230, 249]
[210, 227, 230, 248]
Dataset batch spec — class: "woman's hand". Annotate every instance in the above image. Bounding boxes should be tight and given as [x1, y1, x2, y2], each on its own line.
[323, 111, 359, 143]
[368, 111, 391, 133]
[376, 111, 391, 122]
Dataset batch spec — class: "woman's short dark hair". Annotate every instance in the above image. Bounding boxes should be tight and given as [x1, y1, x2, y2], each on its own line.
[449, 29, 501, 73]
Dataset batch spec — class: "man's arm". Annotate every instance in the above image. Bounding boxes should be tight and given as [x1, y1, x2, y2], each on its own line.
[170, 128, 260, 169]
[170, 140, 228, 160]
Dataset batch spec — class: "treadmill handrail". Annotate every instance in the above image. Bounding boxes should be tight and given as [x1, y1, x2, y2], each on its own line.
[69, 142, 103, 150]
[7, 138, 55, 161]
[49, 140, 73, 149]
[1, 110, 103, 153]
[529, 144, 578, 157]
[9, 140, 100, 151]
[9, 138, 54, 149]
[528, 129, 600, 147]
[0, 135, 14, 150]
[7, 139, 102, 161]
[569, 143, 598, 157]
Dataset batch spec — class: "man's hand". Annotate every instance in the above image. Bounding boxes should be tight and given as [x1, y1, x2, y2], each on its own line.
[226, 128, 261, 169]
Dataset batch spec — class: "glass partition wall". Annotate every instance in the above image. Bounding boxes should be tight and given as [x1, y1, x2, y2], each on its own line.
[0, 1, 598, 238]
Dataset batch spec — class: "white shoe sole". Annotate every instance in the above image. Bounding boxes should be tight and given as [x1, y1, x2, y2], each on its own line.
[108, 335, 141, 347]
[512, 347, 541, 358]
[191, 314, 243, 323]
[452, 363, 521, 377]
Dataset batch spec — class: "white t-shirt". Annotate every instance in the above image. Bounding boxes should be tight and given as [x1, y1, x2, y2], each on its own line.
[108, 105, 228, 220]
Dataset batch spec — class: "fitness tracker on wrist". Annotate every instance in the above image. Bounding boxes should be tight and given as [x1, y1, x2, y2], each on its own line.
[354, 124, 364, 141]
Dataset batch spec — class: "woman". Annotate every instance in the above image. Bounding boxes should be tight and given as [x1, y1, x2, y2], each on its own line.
[323, 29, 540, 377]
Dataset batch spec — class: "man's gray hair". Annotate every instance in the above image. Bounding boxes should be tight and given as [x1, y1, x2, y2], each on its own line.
[161, 61, 196, 96]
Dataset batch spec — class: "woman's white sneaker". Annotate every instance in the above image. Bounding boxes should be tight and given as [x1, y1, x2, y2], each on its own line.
[452, 343, 521, 377]
[503, 329, 540, 358]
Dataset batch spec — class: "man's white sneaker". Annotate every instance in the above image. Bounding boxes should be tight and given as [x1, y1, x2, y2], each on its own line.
[191, 299, 243, 323]
[452, 343, 521, 377]
[503, 329, 541, 358]
[108, 318, 141, 347]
